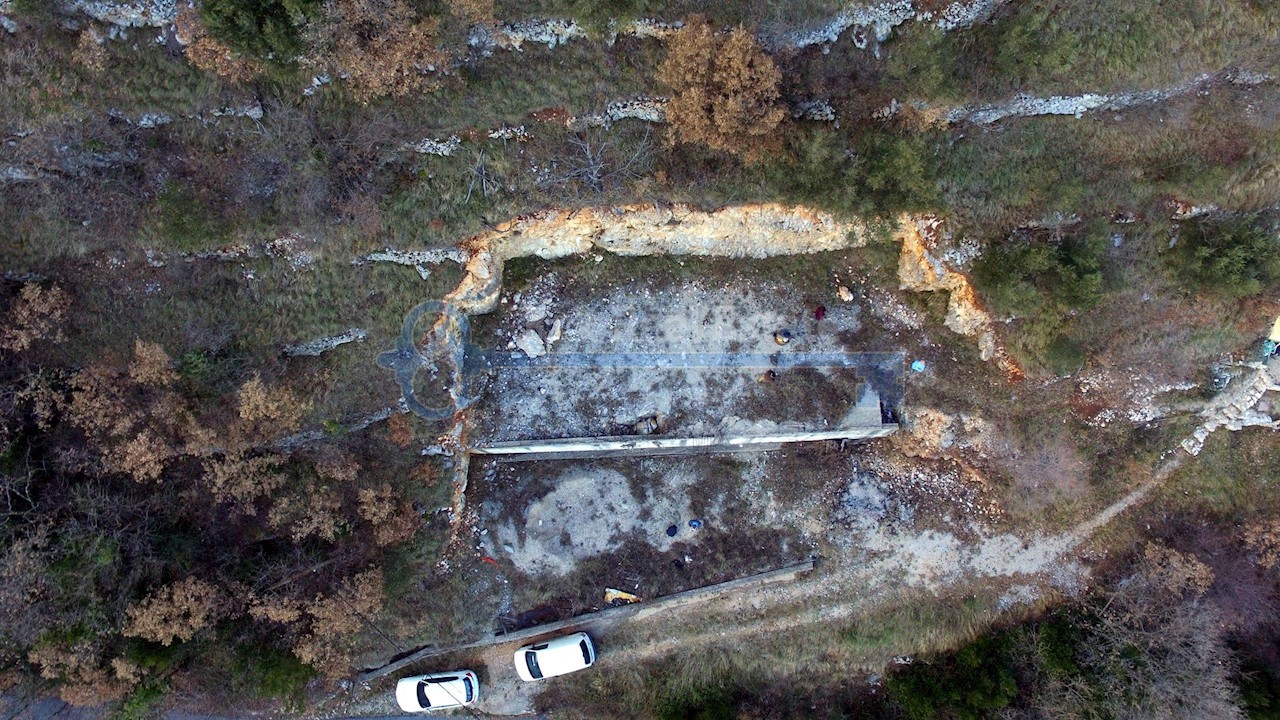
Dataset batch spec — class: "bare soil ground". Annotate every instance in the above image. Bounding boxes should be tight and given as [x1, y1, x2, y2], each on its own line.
[383, 248, 1066, 712]
[470, 271, 875, 441]
[340, 230, 1276, 717]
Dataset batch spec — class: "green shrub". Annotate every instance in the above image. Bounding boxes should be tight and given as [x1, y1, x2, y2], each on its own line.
[232, 639, 316, 708]
[122, 638, 185, 674]
[971, 222, 1108, 374]
[1168, 213, 1280, 298]
[854, 129, 943, 216]
[1238, 660, 1280, 720]
[1035, 614, 1082, 678]
[200, 0, 319, 61]
[974, 223, 1106, 317]
[885, 632, 1019, 720]
[769, 129, 941, 218]
[111, 681, 166, 720]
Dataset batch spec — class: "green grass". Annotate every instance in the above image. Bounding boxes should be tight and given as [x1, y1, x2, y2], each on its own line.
[1159, 428, 1280, 520]
[885, 0, 1280, 100]
[378, 39, 662, 133]
[841, 592, 996, 664]
[147, 182, 235, 252]
[495, 0, 849, 28]
[936, 89, 1280, 230]
[58, 254, 461, 426]
[538, 589, 1017, 719]
[110, 681, 166, 720]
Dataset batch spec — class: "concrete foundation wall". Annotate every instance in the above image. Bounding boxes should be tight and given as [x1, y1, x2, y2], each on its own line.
[471, 424, 898, 461]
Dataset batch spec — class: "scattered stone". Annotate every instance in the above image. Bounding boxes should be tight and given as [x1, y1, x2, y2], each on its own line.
[1180, 359, 1279, 455]
[609, 17, 682, 43]
[1170, 198, 1219, 220]
[303, 74, 331, 96]
[0, 166, 41, 183]
[764, 0, 914, 51]
[283, 328, 368, 357]
[209, 103, 264, 121]
[837, 285, 854, 302]
[524, 305, 548, 324]
[947, 68, 1273, 126]
[107, 109, 173, 127]
[933, 0, 1009, 31]
[570, 97, 668, 130]
[402, 136, 463, 157]
[488, 125, 531, 142]
[64, 0, 176, 27]
[792, 99, 837, 122]
[627, 413, 666, 435]
[545, 318, 563, 348]
[514, 329, 546, 359]
[354, 248, 469, 280]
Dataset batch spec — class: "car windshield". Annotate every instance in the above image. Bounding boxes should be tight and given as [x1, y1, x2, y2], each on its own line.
[579, 639, 591, 665]
[415, 681, 432, 709]
[525, 650, 543, 679]
[463, 677, 474, 702]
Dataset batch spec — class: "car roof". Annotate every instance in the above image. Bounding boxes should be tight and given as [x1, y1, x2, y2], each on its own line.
[396, 672, 471, 710]
[528, 633, 592, 676]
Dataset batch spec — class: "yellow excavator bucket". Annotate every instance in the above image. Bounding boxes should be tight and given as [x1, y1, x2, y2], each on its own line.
[604, 588, 640, 605]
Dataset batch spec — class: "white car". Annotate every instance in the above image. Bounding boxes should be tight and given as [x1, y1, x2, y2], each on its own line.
[395, 670, 479, 712]
[514, 632, 596, 681]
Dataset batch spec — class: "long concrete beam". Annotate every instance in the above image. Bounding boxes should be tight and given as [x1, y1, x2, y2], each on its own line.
[467, 350, 905, 371]
[471, 425, 898, 461]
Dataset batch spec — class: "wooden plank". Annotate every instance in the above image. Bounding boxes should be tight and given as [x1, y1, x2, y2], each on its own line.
[357, 558, 816, 683]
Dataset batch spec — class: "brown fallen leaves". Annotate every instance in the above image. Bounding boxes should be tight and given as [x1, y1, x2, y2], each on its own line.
[176, 6, 262, 83]
[312, 0, 447, 102]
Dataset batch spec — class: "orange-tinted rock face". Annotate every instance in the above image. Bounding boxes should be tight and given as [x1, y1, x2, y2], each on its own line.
[896, 216, 1022, 379]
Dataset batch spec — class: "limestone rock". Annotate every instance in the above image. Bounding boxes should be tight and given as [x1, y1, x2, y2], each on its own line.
[515, 329, 546, 359]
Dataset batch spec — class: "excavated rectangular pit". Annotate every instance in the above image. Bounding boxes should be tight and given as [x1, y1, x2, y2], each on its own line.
[465, 273, 903, 457]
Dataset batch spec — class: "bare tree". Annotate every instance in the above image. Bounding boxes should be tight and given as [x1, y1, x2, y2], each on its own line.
[538, 130, 652, 197]
[1037, 544, 1246, 720]
[464, 149, 498, 203]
